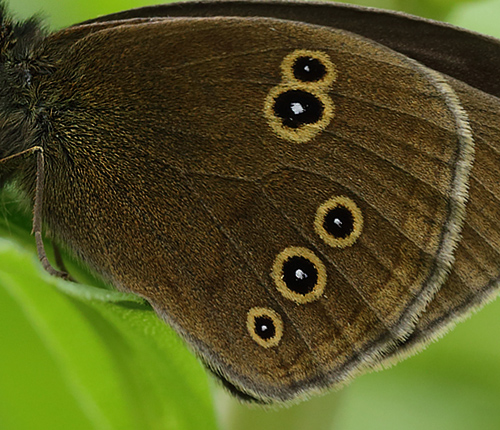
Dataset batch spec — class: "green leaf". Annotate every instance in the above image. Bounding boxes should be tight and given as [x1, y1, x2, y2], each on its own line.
[0, 189, 217, 430]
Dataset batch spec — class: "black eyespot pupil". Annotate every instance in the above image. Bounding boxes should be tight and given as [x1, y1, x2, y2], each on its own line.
[254, 316, 276, 340]
[273, 90, 324, 129]
[293, 56, 327, 82]
[282, 256, 318, 295]
[324, 205, 355, 238]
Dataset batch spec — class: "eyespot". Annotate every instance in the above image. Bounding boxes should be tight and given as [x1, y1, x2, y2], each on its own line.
[315, 196, 363, 248]
[281, 50, 337, 87]
[274, 89, 324, 128]
[293, 56, 326, 82]
[247, 307, 283, 348]
[272, 247, 326, 303]
[264, 84, 334, 143]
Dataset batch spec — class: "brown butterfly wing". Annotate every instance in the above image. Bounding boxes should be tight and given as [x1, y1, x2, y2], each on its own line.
[70, 0, 500, 364]
[77, 0, 500, 98]
[380, 78, 500, 361]
[37, 18, 472, 402]
[71, 1, 500, 371]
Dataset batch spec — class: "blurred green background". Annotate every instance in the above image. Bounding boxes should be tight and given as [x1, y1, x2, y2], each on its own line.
[2, 0, 500, 429]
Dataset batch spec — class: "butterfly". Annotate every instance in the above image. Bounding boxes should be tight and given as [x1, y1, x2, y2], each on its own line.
[1, 0, 499, 405]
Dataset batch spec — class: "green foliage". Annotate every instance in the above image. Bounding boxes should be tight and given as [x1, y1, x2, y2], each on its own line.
[0, 192, 217, 430]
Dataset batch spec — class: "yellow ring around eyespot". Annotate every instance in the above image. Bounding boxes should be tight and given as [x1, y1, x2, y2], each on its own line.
[271, 246, 327, 304]
[314, 196, 363, 248]
[281, 49, 337, 88]
[263, 83, 334, 143]
[247, 307, 284, 348]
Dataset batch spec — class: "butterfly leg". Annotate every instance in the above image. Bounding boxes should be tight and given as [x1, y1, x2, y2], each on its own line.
[0, 146, 71, 280]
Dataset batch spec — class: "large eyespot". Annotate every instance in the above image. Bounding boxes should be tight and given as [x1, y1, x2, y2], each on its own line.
[274, 89, 323, 128]
[281, 49, 337, 87]
[247, 307, 283, 348]
[315, 196, 363, 248]
[264, 84, 334, 143]
[272, 247, 326, 303]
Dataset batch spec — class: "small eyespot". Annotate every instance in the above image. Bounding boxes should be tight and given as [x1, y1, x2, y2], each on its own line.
[247, 307, 283, 348]
[272, 247, 326, 303]
[282, 50, 337, 86]
[264, 84, 334, 143]
[293, 56, 327, 82]
[315, 196, 363, 248]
